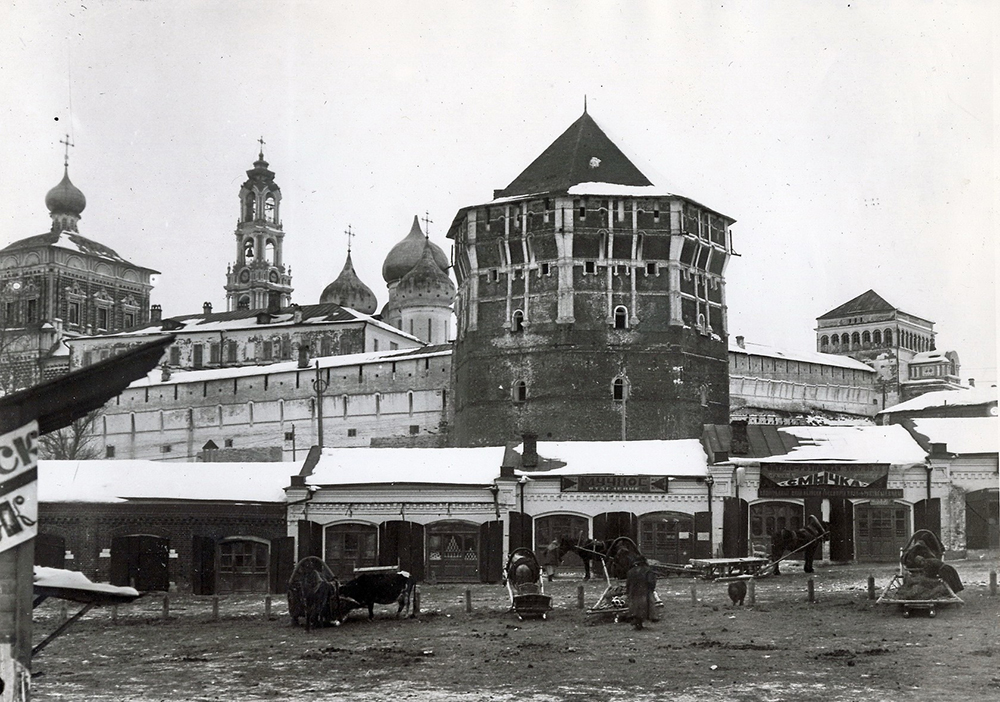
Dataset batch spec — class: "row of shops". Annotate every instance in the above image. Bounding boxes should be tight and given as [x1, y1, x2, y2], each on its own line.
[35, 418, 997, 593]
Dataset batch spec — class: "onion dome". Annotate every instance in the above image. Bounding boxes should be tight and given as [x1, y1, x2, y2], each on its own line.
[381, 215, 449, 284]
[320, 251, 378, 314]
[383, 240, 456, 315]
[45, 168, 87, 217]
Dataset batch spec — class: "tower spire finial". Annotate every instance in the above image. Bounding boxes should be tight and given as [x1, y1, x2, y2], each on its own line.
[59, 133, 74, 170]
[345, 224, 354, 253]
[584, 94, 587, 113]
[257, 135, 266, 159]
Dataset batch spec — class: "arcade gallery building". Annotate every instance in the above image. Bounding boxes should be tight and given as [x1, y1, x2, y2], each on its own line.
[37, 421, 994, 592]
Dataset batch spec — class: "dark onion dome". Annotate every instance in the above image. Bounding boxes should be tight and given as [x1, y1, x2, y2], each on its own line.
[319, 251, 378, 314]
[382, 240, 456, 315]
[381, 215, 449, 284]
[45, 168, 87, 216]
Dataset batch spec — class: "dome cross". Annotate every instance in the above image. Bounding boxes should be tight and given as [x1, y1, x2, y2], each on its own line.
[59, 134, 75, 168]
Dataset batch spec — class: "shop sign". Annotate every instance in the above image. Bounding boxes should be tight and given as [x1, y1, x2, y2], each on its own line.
[758, 462, 902, 498]
[560, 475, 669, 493]
[0, 421, 39, 555]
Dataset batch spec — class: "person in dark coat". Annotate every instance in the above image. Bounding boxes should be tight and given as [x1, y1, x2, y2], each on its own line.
[625, 556, 657, 630]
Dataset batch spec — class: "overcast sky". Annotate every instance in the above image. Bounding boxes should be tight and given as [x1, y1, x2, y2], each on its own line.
[2, 1, 995, 384]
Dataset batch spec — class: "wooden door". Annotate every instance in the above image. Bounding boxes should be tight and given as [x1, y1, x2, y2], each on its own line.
[855, 504, 910, 562]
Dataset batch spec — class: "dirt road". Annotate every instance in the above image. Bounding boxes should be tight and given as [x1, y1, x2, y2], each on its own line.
[31, 559, 1000, 701]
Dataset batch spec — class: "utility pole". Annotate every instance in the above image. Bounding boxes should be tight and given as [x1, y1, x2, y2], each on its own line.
[312, 362, 328, 448]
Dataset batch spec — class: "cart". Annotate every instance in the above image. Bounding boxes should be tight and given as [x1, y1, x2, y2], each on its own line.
[585, 538, 664, 621]
[876, 530, 964, 618]
[504, 547, 552, 620]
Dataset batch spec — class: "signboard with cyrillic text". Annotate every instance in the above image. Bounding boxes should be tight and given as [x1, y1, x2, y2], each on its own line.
[0, 421, 39, 555]
[560, 475, 669, 493]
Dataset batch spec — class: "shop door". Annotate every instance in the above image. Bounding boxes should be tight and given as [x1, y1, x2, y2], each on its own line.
[855, 504, 910, 562]
[749, 502, 803, 558]
[639, 512, 694, 565]
[217, 539, 270, 593]
[324, 523, 378, 578]
[428, 522, 479, 582]
[534, 514, 589, 568]
[110, 534, 169, 591]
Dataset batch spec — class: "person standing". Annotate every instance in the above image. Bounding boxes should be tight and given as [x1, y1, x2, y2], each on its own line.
[625, 556, 658, 630]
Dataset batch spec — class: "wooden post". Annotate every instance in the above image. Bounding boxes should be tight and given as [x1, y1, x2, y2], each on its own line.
[867, 575, 876, 600]
[465, 589, 472, 613]
[162, 594, 170, 619]
[59, 602, 68, 624]
[990, 571, 997, 596]
[807, 578, 815, 603]
[112, 604, 118, 625]
[577, 584, 585, 609]
[265, 595, 271, 619]
[690, 581, 698, 605]
[212, 596, 219, 621]
[413, 586, 420, 616]
[748, 579, 756, 606]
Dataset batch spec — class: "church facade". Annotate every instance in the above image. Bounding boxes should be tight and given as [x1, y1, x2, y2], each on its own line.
[0, 149, 157, 391]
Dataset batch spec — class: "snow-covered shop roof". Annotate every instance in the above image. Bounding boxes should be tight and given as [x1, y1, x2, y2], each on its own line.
[731, 425, 927, 465]
[34, 566, 140, 603]
[910, 417, 999, 455]
[879, 386, 998, 415]
[729, 338, 875, 372]
[304, 447, 505, 487]
[516, 439, 710, 477]
[38, 460, 294, 503]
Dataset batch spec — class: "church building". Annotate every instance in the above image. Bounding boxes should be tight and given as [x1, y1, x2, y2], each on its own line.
[0, 141, 157, 390]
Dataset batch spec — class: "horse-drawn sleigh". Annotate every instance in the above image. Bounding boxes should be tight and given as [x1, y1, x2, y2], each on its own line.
[877, 530, 964, 618]
[503, 547, 553, 620]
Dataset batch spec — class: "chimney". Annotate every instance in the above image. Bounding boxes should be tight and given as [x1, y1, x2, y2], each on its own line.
[297, 345, 310, 369]
[735, 335, 745, 349]
[150, 304, 162, 323]
[968, 378, 975, 387]
[521, 432, 538, 469]
[291, 304, 303, 324]
[930, 442, 948, 457]
[203, 301, 213, 315]
[730, 420, 749, 456]
[267, 291, 282, 315]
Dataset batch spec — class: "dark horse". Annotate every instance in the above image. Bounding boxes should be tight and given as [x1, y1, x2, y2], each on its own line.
[557, 537, 608, 580]
[770, 515, 829, 575]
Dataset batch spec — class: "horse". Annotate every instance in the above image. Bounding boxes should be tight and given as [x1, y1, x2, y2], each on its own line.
[556, 536, 608, 580]
[769, 515, 829, 575]
[506, 547, 541, 588]
[605, 537, 643, 580]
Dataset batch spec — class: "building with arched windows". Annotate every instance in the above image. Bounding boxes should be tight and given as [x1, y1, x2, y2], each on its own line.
[0, 154, 157, 391]
[447, 109, 733, 446]
[815, 289, 964, 406]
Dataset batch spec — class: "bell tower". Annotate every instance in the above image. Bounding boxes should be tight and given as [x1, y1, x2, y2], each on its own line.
[225, 139, 293, 311]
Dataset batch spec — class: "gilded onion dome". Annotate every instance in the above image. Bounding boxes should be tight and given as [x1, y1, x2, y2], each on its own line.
[320, 251, 378, 314]
[381, 215, 449, 284]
